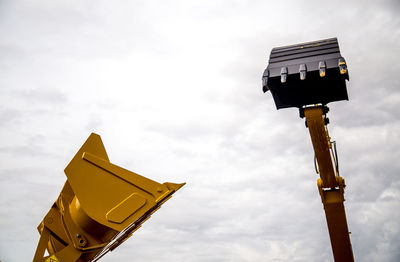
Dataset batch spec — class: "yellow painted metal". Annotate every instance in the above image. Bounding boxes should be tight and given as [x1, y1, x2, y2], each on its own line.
[305, 107, 354, 262]
[45, 255, 60, 262]
[305, 107, 338, 188]
[33, 133, 185, 262]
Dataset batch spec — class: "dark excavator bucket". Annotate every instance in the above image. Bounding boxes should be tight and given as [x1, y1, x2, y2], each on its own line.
[262, 38, 349, 109]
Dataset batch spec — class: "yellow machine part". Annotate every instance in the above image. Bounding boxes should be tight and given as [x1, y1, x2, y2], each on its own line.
[304, 106, 354, 262]
[33, 133, 185, 262]
[45, 255, 59, 262]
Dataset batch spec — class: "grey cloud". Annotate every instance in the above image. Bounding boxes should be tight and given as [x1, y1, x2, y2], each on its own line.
[0, 108, 22, 124]
[18, 88, 68, 104]
[85, 114, 103, 131]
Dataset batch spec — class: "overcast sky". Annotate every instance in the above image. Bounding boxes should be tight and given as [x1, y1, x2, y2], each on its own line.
[1, 0, 399, 261]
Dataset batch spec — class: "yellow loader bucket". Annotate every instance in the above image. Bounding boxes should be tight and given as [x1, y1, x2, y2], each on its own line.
[33, 133, 185, 262]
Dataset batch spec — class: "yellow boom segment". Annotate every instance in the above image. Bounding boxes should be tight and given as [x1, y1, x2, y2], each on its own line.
[304, 106, 354, 262]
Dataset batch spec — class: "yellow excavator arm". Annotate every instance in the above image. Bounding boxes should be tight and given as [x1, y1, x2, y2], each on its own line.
[304, 106, 354, 261]
[263, 38, 354, 261]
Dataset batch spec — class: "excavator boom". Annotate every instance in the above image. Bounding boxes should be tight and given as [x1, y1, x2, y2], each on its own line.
[262, 38, 354, 261]
[304, 106, 354, 261]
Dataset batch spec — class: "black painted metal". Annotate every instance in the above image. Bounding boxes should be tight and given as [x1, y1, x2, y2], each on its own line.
[262, 38, 349, 109]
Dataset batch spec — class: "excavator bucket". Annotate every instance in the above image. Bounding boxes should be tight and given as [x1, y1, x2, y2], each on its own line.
[33, 133, 185, 262]
[262, 37, 349, 109]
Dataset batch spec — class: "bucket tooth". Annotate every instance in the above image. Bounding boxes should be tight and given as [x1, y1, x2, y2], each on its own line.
[280, 67, 288, 83]
[319, 61, 327, 77]
[299, 64, 307, 80]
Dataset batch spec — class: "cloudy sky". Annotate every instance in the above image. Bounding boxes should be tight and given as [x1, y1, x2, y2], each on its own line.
[1, 0, 399, 261]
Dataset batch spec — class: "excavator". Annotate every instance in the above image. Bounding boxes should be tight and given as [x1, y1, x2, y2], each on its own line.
[262, 37, 354, 262]
[33, 37, 353, 262]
